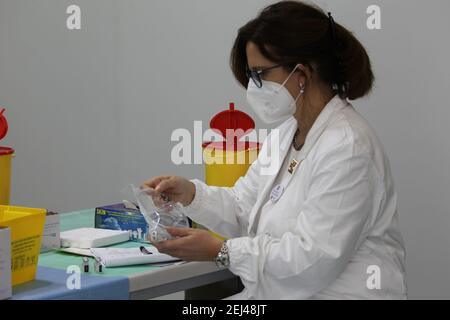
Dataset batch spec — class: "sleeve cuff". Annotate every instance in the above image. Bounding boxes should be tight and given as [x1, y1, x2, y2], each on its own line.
[227, 235, 269, 285]
[227, 237, 248, 273]
[184, 179, 206, 220]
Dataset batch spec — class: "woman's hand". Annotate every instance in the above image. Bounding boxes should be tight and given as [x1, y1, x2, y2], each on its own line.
[151, 227, 224, 262]
[140, 176, 196, 207]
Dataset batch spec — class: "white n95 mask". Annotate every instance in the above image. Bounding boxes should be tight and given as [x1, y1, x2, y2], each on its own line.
[246, 65, 302, 124]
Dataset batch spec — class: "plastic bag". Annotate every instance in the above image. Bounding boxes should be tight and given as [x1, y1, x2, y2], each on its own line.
[128, 184, 190, 242]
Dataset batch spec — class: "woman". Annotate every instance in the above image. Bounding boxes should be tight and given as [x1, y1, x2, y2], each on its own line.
[141, 1, 407, 299]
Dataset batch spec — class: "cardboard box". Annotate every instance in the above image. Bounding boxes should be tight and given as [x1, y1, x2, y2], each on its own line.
[95, 203, 149, 243]
[0, 227, 12, 300]
[40, 211, 61, 253]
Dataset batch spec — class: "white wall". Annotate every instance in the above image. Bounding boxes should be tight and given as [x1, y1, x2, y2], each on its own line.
[1, 0, 449, 299]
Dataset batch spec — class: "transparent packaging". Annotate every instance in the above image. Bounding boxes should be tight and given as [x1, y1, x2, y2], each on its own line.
[127, 185, 190, 242]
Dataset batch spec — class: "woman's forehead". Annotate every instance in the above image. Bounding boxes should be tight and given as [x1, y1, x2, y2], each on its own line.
[245, 41, 273, 69]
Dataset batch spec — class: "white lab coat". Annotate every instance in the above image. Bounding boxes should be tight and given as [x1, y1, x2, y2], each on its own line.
[184, 94, 407, 299]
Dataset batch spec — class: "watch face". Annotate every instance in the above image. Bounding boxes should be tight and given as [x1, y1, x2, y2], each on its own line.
[215, 252, 229, 267]
[220, 253, 229, 266]
[215, 241, 230, 267]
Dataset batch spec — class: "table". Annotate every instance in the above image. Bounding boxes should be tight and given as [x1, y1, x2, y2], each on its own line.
[11, 209, 235, 300]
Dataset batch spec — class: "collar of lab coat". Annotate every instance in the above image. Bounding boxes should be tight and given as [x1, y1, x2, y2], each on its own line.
[277, 93, 349, 171]
[297, 93, 349, 158]
[249, 94, 349, 235]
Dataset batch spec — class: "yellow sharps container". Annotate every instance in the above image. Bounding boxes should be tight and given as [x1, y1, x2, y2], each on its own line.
[200, 103, 261, 239]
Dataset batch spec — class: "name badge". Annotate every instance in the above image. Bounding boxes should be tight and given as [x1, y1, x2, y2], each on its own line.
[270, 184, 284, 203]
[288, 159, 299, 174]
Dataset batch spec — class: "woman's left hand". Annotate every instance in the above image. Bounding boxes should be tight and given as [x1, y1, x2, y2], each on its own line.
[151, 227, 224, 262]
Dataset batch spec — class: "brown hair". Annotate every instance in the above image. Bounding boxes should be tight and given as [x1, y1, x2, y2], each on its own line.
[230, 1, 374, 100]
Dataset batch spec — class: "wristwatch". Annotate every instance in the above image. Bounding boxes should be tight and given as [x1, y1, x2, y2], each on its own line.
[214, 240, 230, 268]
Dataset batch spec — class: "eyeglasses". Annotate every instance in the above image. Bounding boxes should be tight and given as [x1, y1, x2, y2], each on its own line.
[246, 64, 289, 88]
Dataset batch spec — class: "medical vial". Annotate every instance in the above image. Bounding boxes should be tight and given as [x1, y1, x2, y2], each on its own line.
[82, 257, 89, 273]
[94, 257, 103, 273]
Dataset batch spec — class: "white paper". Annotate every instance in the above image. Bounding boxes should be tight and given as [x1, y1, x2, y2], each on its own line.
[59, 247, 94, 257]
[40, 212, 61, 253]
[90, 246, 180, 267]
[60, 228, 130, 248]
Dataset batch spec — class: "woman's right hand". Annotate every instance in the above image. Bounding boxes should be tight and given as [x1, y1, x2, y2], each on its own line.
[140, 176, 196, 207]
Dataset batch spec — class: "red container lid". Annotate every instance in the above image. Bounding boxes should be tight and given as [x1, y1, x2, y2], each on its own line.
[204, 102, 260, 152]
[0, 108, 14, 155]
[202, 140, 260, 152]
[0, 108, 8, 141]
[0, 147, 14, 156]
[210, 102, 255, 141]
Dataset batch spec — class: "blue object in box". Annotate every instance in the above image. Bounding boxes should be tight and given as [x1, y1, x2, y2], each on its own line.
[95, 203, 149, 243]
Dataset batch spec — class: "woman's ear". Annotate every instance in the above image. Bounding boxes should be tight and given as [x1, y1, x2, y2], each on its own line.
[295, 63, 309, 88]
